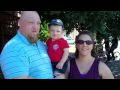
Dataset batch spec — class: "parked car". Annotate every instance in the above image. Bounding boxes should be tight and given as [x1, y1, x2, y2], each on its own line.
[66, 36, 75, 45]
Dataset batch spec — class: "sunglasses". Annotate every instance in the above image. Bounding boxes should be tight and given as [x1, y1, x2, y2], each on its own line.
[77, 40, 93, 45]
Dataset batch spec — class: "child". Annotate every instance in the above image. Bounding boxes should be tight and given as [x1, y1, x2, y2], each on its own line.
[46, 19, 69, 78]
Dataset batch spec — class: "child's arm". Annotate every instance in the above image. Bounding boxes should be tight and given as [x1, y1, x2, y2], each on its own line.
[56, 48, 69, 69]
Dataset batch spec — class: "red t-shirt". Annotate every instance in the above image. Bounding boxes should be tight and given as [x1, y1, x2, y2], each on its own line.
[46, 38, 69, 62]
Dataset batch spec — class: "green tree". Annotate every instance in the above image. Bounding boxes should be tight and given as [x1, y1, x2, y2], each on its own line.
[39, 21, 50, 42]
[39, 11, 120, 40]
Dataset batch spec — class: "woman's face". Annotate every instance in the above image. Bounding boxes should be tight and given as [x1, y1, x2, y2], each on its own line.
[76, 34, 93, 56]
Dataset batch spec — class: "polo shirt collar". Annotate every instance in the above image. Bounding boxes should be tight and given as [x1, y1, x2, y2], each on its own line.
[17, 30, 31, 45]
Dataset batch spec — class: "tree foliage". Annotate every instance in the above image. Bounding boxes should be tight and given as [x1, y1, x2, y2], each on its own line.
[39, 20, 50, 42]
[39, 11, 120, 41]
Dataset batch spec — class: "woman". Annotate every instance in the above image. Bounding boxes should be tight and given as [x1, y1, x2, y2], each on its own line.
[65, 31, 114, 79]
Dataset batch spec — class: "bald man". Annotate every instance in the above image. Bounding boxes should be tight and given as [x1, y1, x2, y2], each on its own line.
[0, 11, 53, 79]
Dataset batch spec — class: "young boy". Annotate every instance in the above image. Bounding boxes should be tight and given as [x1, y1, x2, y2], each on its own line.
[46, 19, 69, 78]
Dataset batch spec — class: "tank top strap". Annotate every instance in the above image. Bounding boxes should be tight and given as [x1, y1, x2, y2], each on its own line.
[69, 57, 76, 71]
[88, 58, 100, 78]
[91, 58, 100, 70]
[68, 57, 81, 79]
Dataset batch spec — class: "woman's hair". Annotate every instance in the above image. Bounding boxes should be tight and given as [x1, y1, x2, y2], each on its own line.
[75, 30, 97, 58]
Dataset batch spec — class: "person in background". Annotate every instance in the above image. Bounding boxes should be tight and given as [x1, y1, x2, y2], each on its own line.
[104, 38, 111, 62]
[109, 37, 118, 61]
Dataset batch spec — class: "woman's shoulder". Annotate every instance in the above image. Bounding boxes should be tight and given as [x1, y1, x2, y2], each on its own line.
[98, 59, 114, 79]
[98, 59, 111, 74]
[99, 60, 108, 68]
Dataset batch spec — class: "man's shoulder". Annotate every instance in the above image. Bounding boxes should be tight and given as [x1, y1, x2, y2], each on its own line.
[1, 35, 25, 54]
[5, 36, 21, 47]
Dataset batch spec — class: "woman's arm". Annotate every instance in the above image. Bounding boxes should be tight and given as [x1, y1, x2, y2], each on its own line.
[99, 61, 114, 79]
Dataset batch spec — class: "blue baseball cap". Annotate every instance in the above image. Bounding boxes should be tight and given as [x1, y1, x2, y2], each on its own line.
[48, 19, 64, 28]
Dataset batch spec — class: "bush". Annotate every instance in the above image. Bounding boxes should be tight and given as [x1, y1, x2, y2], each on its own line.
[39, 21, 50, 42]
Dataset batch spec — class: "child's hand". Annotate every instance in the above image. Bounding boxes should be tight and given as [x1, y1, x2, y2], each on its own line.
[56, 62, 64, 69]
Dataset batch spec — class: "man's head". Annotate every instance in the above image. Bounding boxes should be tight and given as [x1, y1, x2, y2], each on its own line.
[48, 19, 64, 40]
[18, 11, 41, 43]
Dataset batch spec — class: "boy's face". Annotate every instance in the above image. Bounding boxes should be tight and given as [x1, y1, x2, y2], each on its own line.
[49, 25, 64, 40]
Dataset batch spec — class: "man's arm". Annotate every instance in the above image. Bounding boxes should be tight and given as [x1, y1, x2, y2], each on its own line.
[0, 50, 30, 79]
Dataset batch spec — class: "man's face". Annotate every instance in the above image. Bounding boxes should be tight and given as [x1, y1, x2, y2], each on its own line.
[49, 25, 63, 40]
[19, 11, 41, 43]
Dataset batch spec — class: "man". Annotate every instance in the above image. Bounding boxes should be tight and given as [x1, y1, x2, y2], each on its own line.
[104, 38, 111, 62]
[0, 11, 53, 79]
[109, 37, 118, 61]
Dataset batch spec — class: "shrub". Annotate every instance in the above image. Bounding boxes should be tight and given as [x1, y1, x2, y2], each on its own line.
[39, 21, 50, 42]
